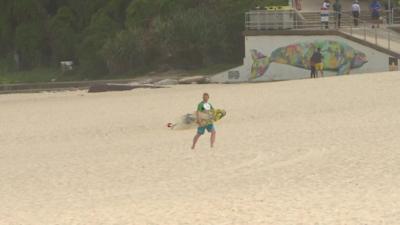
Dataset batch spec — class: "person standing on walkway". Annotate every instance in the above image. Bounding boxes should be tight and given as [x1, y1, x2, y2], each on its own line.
[333, 0, 342, 28]
[321, 0, 331, 29]
[322, 0, 331, 9]
[352, 0, 361, 26]
[370, 0, 382, 28]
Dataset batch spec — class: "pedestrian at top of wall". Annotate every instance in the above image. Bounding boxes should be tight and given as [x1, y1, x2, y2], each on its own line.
[370, 0, 382, 13]
[352, 0, 361, 26]
[352, 0, 361, 12]
[370, 0, 382, 28]
[333, 0, 342, 28]
[321, 2, 330, 29]
[322, 0, 331, 9]
[333, 0, 342, 12]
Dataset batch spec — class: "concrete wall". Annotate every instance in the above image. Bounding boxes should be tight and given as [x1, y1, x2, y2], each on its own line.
[212, 35, 392, 83]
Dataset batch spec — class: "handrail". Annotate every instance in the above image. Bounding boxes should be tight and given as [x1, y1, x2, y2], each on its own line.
[245, 10, 400, 53]
[391, 7, 400, 24]
[338, 11, 400, 52]
[245, 9, 400, 29]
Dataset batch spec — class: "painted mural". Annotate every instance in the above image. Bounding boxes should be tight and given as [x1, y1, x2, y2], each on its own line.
[250, 40, 368, 80]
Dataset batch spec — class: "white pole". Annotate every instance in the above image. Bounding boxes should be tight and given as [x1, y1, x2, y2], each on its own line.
[389, 0, 392, 24]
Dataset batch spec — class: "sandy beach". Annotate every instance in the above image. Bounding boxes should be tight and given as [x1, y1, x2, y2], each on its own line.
[1, 71, 400, 225]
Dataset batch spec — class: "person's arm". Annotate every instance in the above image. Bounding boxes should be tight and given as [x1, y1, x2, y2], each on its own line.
[196, 111, 201, 124]
[196, 103, 202, 124]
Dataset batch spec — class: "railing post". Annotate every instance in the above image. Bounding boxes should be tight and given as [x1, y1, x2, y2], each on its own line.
[245, 13, 247, 30]
[390, 7, 394, 25]
[363, 22, 367, 40]
[388, 30, 391, 50]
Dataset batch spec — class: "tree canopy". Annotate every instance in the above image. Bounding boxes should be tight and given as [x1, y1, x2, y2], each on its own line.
[0, 0, 290, 79]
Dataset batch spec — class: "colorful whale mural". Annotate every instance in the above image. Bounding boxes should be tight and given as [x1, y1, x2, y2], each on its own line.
[250, 40, 368, 80]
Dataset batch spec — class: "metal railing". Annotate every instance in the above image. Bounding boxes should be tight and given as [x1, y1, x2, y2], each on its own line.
[245, 10, 345, 30]
[245, 10, 400, 52]
[338, 12, 400, 52]
[245, 9, 400, 30]
[245, 10, 299, 30]
[391, 7, 400, 24]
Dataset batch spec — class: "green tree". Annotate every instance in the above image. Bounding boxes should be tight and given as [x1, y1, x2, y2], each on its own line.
[0, 0, 291, 79]
[49, 6, 78, 63]
[78, 9, 119, 77]
[126, 0, 161, 29]
[12, 0, 47, 69]
[159, 7, 228, 68]
[66, 0, 108, 30]
[215, 0, 255, 63]
[101, 29, 145, 75]
[103, 0, 132, 26]
[39, 0, 69, 16]
[15, 21, 46, 69]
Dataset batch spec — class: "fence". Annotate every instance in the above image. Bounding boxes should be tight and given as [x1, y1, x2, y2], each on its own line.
[245, 10, 400, 52]
[391, 7, 400, 24]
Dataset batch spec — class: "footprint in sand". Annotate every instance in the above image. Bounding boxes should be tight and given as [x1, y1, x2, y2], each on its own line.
[226, 147, 329, 174]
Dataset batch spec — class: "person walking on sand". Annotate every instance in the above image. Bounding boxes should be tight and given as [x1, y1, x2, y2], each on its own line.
[191, 93, 216, 150]
[311, 48, 324, 78]
[352, 0, 361, 26]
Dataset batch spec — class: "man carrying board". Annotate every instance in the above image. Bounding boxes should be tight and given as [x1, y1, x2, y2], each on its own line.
[191, 93, 216, 150]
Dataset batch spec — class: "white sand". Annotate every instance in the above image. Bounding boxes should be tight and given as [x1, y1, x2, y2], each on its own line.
[1, 71, 400, 225]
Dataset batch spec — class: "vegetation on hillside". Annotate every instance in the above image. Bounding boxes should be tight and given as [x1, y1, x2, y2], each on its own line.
[0, 0, 289, 82]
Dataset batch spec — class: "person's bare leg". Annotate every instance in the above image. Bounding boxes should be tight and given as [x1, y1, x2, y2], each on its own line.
[210, 130, 216, 148]
[320, 69, 324, 77]
[192, 134, 201, 150]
